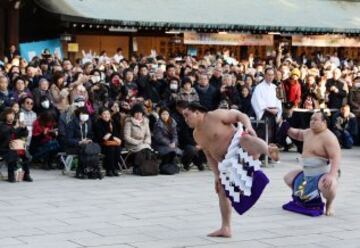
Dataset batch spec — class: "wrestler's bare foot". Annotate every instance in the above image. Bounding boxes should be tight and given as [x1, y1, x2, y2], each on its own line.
[207, 227, 232, 238]
[325, 203, 335, 216]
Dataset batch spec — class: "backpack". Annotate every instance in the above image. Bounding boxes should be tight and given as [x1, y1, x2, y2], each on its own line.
[133, 148, 159, 176]
[159, 162, 179, 175]
[79, 142, 103, 179]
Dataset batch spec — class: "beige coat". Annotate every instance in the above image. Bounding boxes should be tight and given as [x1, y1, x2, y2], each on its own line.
[123, 116, 152, 152]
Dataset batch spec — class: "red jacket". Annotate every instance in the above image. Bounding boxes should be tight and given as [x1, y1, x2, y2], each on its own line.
[284, 79, 302, 107]
[32, 119, 56, 144]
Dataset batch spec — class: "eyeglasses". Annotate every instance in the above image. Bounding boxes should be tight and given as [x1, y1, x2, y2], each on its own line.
[25, 101, 33, 105]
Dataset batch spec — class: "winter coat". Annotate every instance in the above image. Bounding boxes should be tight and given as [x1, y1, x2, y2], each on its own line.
[66, 117, 94, 147]
[152, 118, 178, 155]
[123, 116, 151, 152]
[176, 88, 199, 103]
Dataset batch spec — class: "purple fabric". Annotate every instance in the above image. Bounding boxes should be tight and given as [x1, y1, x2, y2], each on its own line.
[224, 170, 269, 215]
[282, 196, 324, 217]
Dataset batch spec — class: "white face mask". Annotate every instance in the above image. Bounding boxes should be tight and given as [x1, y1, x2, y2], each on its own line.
[74, 101, 85, 108]
[91, 75, 101, 83]
[170, 84, 178, 91]
[41, 100, 50, 109]
[79, 114, 89, 122]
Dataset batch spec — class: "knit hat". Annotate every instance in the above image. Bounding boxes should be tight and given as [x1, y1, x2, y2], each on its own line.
[130, 103, 145, 116]
[291, 68, 301, 78]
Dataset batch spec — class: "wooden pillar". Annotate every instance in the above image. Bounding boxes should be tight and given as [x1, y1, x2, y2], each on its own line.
[7, 6, 20, 48]
[0, 5, 5, 59]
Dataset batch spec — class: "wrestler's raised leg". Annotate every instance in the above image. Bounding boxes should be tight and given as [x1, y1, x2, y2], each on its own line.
[318, 175, 337, 216]
[240, 133, 278, 161]
[284, 169, 302, 188]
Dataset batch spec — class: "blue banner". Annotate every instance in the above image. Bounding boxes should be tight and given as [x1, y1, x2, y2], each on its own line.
[19, 39, 63, 61]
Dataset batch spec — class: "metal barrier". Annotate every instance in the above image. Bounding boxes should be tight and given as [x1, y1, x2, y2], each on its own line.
[250, 118, 271, 167]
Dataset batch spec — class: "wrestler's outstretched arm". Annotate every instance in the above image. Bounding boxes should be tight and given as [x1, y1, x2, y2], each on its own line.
[279, 120, 306, 141]
[287, 127, 306, 141]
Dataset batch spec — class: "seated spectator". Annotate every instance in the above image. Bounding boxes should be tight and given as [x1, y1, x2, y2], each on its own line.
[171, 100, 205, 171]
[94, 108, 122, 177]
[123, 104, 152, 167]
[29, 111, 60, 169]
[332, 105, 358, 149]
[176, 77, 199, 103]
[65, 107, 95, 178]
[152, 107, 180, 168]
[0, 108, 33, 182]
[58, 96, 85, 150]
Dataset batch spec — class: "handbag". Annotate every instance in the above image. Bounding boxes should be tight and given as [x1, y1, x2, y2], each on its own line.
[9, 139, 26, 150]
[103, 140, 121, 146]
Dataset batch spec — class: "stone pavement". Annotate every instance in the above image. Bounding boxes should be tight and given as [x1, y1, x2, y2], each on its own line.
[1, 148, 360, 248]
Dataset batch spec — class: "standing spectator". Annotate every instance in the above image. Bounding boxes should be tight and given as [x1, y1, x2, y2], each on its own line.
[0, 108, 33, 182]
[209, 67, 223, 91]
[219, 74, 241, 109]
[121, 69, 138, 101]
[19, 96, 37, 146]
[0, 75, 14, 112]
[239, 86, 254, 117]
[177, 77, 199, 103]
[326, 68, 347, 109]
[50, 71, 70, 113]
[33, 78, 53, 112]
[251, 67, 282, 144]
[12, 76, 32, 103]
[195, 73, 219, 111]
[283, 68, 302, 107]
[349, 76, 360, 143]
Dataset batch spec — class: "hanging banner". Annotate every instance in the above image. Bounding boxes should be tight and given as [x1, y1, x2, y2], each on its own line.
[292, 35, 360, 47]
[183, 32, 273, 46]
[20, 39, 63, 61]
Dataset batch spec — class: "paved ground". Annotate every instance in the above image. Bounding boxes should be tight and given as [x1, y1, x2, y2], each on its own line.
[1, 148, 360, 248]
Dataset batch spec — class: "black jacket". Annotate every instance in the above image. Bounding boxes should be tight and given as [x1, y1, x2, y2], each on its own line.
[66, 117, 94, 147]
[94, 119, 121, 144]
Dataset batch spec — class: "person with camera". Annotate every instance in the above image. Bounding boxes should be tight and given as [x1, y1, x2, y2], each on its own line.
[0, 108, 33, 182]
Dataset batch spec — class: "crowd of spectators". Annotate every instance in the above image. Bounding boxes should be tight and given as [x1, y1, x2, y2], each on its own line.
[1, 44, 360, 182]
